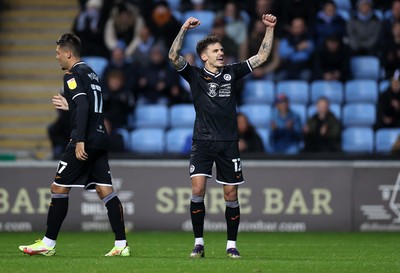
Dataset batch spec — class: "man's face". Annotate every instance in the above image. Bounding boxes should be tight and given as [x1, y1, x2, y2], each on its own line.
[56, 45, 70, 70]
[202, 42, 224, 69]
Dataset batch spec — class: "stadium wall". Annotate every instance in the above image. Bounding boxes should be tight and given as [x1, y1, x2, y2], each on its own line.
[0, 160, 399, 232]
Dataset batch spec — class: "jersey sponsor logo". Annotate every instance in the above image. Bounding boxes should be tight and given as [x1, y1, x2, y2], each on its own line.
[190, 165, 195, 173]
[219, 83, 231, 97]
[87, 72, 99, 82]
[207, 82, 219, 97]
[223, 74, 232, 81]
[67, 78, 77, 90]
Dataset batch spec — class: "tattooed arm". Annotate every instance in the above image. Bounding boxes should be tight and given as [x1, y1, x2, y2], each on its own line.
[169, 17, 200, 70]
[248, 14, 277, 69]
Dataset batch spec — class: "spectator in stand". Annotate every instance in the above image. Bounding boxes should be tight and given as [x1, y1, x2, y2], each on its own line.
[276, 17, 314, 81]
[102, 41, 138, 96]
[273, 0, 316, 36]
[380, 0, 400, 43]
[346, 0, 382, 56]
[376, 69, 400, 129]
[314, 0, 347, 46]
[210, 17, 239, 64]
[145, 1, 181, 50]
[237, 112, 265, 153]
[381, 21, 400, 79]
[248, 0, 276, 34]
[269, 94, 302, 154]
[137, 43, 182, 105]
[216, 1, 249, 61]
[104, 2, 144, 58]
[103, 69, 135, 130]
[130, 24, 156, 67]
[247, 19, 281, 81]
[313, 34, 351, 82]
[303, 97, 341, 152]
[73, 0, 109, 58]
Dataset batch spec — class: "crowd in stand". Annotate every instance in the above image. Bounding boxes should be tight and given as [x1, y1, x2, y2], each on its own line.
[48, 0, 400, 158]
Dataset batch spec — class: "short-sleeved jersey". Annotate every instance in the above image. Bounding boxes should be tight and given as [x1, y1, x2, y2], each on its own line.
[178, 60, 253, 141]
[63, 61, 109, 150]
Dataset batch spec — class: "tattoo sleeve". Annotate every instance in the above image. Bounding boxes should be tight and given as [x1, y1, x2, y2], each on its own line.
[249, 27, 274, 69]
[169, 28, 188, 70]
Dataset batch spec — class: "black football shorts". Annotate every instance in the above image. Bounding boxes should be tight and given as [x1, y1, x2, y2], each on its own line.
[53, 146, 112, 190]
[189, 140, 244, 185]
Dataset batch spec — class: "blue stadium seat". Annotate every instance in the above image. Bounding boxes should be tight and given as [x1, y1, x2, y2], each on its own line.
[129, 128, 165, 154]
[256, 128, 270, 153]
[342, 103, 376, 127]
[242, 80, 275, 104]
[310, 80, 343, 104]
[166, 128, 193, 154]
[379, 80, 390, 93]
[170, 104, 196, 128]
[166, 0, 181, 11]
[291, 104, 307, 125]
[182, 32, 206, 54]
[115, 128, 131, 151]
[342, 127, 374, 153]
[350, 56, 380, 80]
[239, 104, 271, 129]
[345, 80, 378, 103]
[134, 104, 169, 129]
[333, 0, 351, 10]
[82, 56, 108, 79]
[276, 80, 309, 105]
[307, 103, 341, 119]
[182, 10, 215, 34]
[375, 129, 400, 154]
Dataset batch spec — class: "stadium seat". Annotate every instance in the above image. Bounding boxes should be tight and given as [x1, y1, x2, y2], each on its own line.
[182, 10, 215, 34]
[291, 104, 307, 125]
[276, 80, 309, 105]
[256, 128, 270, 153]
[310, 80, 343, 104]
[115, 128, 131, 151]
[345, 80, 378, 103]
[182, 32, 206, 54]
[166, 128, 193, 154]
[239, 104, 271, 129]
[166, 0, 181, 11]
[342, 103, 376, 127]
[333, 0, 351, 10]
[134, 104, 169, 129]
[129, 128, 165, 154]
[379, 80, 390, 93]
[375, 129, 400, 154]
[170, 104, 196, 128]
[307, 103, 341, 119]
[242, 80, 275, 104]
[342, 127, 374, 153]
[350, 56, 380, 80]
[82, 56, 108, 79]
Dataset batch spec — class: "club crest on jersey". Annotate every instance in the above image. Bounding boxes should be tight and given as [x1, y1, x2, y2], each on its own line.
[207, 82, 219, 97]
[67, 78, 77, 90]
[190, 165, 195, 173]
[223, 74, 232, 81]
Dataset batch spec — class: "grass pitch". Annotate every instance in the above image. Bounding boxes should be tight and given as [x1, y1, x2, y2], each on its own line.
[0, 231, 399, 273]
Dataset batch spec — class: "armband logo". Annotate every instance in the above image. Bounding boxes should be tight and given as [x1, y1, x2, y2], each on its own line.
[67, 78, 77, 90]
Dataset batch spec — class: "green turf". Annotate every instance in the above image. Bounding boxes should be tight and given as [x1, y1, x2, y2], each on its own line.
[1, 231, 399, 273]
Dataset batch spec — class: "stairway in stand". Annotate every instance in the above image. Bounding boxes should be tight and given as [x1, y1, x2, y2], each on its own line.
[0, 0, 78, 159]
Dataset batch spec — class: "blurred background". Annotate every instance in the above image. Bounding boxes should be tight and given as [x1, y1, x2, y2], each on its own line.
[0, 0, 399, 161]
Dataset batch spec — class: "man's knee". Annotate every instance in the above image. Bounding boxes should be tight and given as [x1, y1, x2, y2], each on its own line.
[223, 185, 238, 201]
[50, 183, 70, 194]
[96, 185, 114, 199]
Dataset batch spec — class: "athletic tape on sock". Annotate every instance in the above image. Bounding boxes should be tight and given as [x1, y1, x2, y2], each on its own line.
[225, 200, 239, 208]
[191, 195, 204, 203]
[102, 192, 117, 204]
[51, 193, 69, 199]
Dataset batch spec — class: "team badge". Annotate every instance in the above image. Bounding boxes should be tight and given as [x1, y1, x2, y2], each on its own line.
[67, 78, 77, 90]
[190, 165, 195, 173]
[223, 74, 232, 81]
[207, 82, 218, 97]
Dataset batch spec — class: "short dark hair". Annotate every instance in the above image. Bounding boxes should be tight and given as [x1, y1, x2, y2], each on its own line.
[56, 33, 82, 57]
[196, 35, 222, 58]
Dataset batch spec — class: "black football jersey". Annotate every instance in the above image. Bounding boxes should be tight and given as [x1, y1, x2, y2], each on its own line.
[178, 60, 253, 141]
[63, 61, 109, 149]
